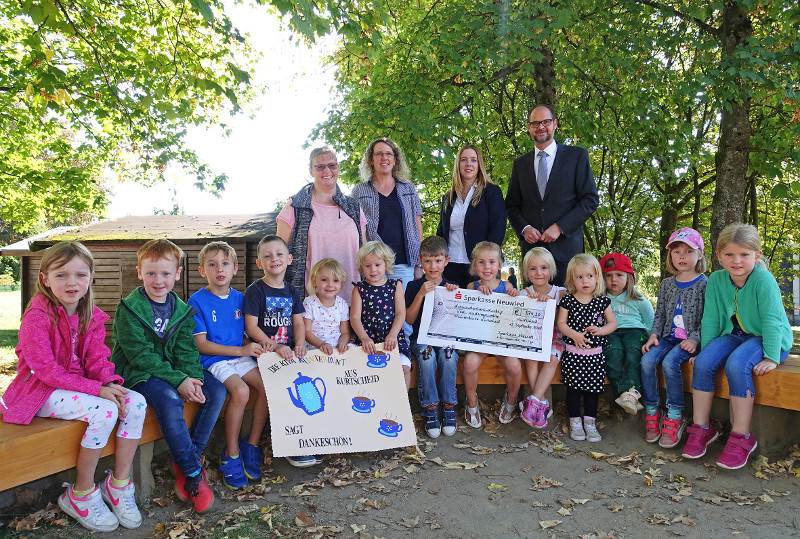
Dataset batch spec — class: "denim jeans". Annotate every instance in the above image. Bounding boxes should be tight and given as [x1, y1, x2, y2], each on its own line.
[413, 343, 458, 407]
[389, 263, 416, 346]
[691, 334, 789, 398]
[133, 370, 226, 476]
[640, 336, 692, 410]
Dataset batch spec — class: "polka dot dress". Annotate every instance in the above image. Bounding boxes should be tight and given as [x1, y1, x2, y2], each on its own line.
[559, 294, 611, 393]
[355, 278, 410, 357]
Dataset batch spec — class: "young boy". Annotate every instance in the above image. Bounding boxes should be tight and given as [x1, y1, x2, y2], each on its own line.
[243, 235, 314, 468]
[404, 236, 459, 438]
[111, 239, 226, 513]
[188, 241, 268, 490]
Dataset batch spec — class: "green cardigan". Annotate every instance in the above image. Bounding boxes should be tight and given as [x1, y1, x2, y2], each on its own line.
[701, 266, 792, 363]
[111, 287, 204, 389]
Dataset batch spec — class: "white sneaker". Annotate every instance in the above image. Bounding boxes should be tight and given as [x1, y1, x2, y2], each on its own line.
[58, 483, 119, 532]
[584, 416, 602, 442]
[100, 470, 142, 529]
[569, 417, 586, 441]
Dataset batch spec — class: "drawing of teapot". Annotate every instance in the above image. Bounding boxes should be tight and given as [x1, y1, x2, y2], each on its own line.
[287, 372, 327, 416]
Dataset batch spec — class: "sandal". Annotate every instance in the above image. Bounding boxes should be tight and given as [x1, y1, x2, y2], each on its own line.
[498, 389, 517, 424]
[615, 388, 643, 415]
[464, 400, 482, 429]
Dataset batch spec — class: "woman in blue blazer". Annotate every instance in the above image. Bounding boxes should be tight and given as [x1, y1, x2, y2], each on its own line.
[437, 145, 507, 288]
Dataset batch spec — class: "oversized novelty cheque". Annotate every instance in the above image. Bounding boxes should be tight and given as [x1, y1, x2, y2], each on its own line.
[417, 287, 556, 362]
[257, 346, 416, 457]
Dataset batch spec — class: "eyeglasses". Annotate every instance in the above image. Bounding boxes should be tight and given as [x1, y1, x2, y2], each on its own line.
[374, 151, 394, 158]
[528, 118, 554, 128]
[314, 163, 338, 172]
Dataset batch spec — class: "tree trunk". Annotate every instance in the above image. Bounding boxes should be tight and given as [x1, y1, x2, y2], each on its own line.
[533, 45, 556, 106]
[709, 3, 753, 267]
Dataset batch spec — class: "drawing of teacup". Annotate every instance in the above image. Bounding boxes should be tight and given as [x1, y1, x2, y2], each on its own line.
[351, 396, 375, 413]
[378, 418, 403, 437]
[366, 353, 390, 368]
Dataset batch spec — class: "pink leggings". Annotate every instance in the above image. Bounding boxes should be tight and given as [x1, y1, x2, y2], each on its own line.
[36, 389, 147, 449]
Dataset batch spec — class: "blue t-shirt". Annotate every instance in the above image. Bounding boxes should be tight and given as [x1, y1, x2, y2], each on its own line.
[404, 276, 456, 342]
[243, 279, 304, 346]
[377, 189, 408, 265]
[188, 287, 246, 369]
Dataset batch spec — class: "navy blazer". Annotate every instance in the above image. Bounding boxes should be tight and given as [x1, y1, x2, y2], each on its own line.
[505, 143, 599, 263]
[437, 182, 506, 260]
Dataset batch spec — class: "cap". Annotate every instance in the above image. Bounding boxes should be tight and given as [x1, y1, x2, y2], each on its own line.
[666, 227, 704, 251]
[599, 253, 634, 276]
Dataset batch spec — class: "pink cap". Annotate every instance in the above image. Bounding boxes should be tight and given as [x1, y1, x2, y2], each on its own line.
[666, 227, 704, 251]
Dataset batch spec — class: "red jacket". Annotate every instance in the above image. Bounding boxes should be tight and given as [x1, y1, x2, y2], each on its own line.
[0, 295, 122, 424]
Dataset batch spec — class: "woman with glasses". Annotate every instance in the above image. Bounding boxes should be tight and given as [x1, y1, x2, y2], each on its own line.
[277, 146, 366, 301]
[352, 138, 424, 290]
[436, 144, 507, 288]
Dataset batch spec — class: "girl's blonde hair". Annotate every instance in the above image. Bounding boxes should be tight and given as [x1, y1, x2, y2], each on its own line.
[666, 244, 709, 274]
[307, 258, 347, 295]
[564, 253, 605, 297]
[470, 241, 503, 277]
[356, 241, 395, 275]
[716, 223, 768, 269]
[522, 247, 556, 287]
[31, 241, 95, 332]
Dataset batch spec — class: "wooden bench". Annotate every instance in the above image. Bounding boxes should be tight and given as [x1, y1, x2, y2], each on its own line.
[0, 393, 256, 500]
[409, 352, 800, 411]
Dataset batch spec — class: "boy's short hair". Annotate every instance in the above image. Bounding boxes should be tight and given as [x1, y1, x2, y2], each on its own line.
[356, 241, 395, 275]
[257, 235, 288, 254]
[198, 241, 238, 266]
[137, 239, 183, 268]
[307, 258, 347, 295]
[419, 236, 449, 258]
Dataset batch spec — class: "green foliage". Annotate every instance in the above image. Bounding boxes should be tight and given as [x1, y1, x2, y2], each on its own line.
[0, 0, 257, 230]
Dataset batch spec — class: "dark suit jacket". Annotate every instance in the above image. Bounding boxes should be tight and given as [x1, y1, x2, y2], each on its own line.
[505, 142, 599, 263]
[437, 182, 506, 260]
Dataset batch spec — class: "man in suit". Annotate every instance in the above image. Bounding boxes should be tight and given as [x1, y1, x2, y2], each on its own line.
[506, 105, 599, 286]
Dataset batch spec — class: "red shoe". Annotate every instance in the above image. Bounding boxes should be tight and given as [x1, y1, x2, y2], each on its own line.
[185, 469, 214, 513]
[644, 409, 662, 443]
[171, 462, 189, 502]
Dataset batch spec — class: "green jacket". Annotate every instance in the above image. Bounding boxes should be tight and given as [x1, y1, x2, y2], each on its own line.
[111, 287, 203, 389]
[701, 266, 792, 363]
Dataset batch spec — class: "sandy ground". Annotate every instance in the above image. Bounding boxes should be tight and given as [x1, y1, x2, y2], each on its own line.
[6, 394, 800, 539]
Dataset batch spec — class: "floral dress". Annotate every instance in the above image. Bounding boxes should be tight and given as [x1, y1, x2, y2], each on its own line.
[355, 278, 410, 357]
[559, 294, 611, 393]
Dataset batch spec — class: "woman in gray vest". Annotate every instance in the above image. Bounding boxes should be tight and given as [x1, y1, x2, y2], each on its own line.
[277, 146, 366, 301]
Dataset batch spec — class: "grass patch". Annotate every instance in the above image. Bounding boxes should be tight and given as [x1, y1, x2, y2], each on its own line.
[0, 290, 21, 394]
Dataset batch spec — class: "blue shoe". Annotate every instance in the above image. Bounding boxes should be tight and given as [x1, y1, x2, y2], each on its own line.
[314, 455, 324, 465]
[442, 405, 457, 436]
[423, 405, 441, 438]
[286, 455, 317, 468]
[238, 439, 263, 480]
[219, 451, 248, 490]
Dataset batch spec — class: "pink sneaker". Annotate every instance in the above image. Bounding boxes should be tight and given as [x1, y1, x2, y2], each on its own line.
[658, 416, 687, 449]
[681, 424, 719, 459]
[644, 409, 662, 443]
[519, 397, 540, 427]
[717, 432, 758, 470]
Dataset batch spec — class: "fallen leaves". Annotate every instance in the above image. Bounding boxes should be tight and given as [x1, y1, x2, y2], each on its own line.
[530, 475, 564, 491]
[487, 482, 506, 493]
[428, 456, 486, 470]
[539, 519, 561, 529]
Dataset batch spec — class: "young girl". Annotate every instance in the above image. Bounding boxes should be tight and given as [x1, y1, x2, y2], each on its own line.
[463, 241, 521, 427]
[519, 247, 565, 429]
[0, 242, 146, 532]
[640, 228, 707, 449]
[682, 224, 792, 469]
[557, 253, 617, 442]
[304, 258, 351, 355]
[351, 241, 412, 388]
[599, 253, 654, 415]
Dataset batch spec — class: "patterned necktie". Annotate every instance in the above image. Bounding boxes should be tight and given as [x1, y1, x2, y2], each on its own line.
[537, 151, 548, 198]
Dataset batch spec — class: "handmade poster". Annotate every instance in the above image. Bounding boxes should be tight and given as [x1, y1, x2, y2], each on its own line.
[417, 287, 556, 361]
[257, 345, 416, 457]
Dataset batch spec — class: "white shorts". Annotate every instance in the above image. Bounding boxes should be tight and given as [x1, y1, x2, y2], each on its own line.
[399, 354, 412, 368]
[208, 356, 258, 383]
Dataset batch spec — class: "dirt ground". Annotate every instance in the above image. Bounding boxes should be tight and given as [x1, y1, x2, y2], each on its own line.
[6, 394, 800, 539]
